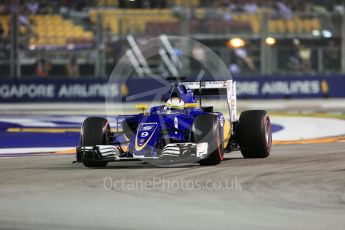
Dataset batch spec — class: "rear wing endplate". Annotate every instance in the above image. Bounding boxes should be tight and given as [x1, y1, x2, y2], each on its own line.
[182, 80, 237, 122]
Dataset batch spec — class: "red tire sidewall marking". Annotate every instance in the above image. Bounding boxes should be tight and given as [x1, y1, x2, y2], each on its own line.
[215, 122, 223, 161]
[103, 121, 110, 144]
[264, 115, 272, 153]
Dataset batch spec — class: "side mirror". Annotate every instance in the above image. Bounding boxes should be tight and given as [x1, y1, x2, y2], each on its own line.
[184, 103, 199, 109]
[135, 104, 148, 114]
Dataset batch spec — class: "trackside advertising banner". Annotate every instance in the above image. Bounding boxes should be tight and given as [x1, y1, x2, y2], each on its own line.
[0, 76, 344, 102]
[0, 79, 119, 102]
[234, 75, 345, 99]
[124, 75, 345, 100]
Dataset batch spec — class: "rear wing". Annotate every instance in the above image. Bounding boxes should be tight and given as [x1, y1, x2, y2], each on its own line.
[182, 80, 237, 122]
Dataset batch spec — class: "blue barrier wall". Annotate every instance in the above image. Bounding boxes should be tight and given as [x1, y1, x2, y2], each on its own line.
[0, 75, 344, 102]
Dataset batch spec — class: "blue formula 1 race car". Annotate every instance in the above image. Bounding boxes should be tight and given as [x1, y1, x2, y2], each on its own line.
[76, 78, 272, 167]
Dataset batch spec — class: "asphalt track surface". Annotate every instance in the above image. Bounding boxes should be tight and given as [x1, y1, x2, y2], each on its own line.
[0, 142, 345, 230]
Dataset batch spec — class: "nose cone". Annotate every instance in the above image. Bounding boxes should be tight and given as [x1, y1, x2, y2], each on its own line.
[133, 121, 161, 156]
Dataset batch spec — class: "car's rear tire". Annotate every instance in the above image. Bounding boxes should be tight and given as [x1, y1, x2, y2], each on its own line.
[80, 117, 110, 167]
[238, 110, 272, 158]
[192, 114, 224, 166]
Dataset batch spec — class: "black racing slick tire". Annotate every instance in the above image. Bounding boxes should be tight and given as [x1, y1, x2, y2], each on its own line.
[238, 110, 272, 158]
[192, 114, 224, 166]
[80, 117, 110, 167]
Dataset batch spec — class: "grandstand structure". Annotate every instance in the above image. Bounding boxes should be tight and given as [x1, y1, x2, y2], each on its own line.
[88, 8, 322, 36]
[0, 9, 325, 46]
[0, 0, 344, 78]
[29, 15, 94, 47]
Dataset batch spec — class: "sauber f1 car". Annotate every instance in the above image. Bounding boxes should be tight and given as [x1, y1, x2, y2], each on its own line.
[76, 78, 272, 167]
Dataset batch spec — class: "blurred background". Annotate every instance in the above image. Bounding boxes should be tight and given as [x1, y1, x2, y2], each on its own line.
[0, 0, 344, 102]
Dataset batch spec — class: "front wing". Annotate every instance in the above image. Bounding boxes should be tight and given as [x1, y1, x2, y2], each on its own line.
[76, 142, 209, 164]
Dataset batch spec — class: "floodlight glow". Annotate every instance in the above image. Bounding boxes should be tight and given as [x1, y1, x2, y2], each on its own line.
[322, 30, 332, 38]
[312, 30, 321, 36]
[265, 37, 276, 46]
[227, 38, 245, 48]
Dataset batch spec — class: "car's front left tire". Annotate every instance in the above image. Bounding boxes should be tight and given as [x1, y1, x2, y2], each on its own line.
[80, 117, 110, 168]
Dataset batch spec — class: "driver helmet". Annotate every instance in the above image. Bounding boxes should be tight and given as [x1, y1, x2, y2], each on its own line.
[164, 97, 185, 113]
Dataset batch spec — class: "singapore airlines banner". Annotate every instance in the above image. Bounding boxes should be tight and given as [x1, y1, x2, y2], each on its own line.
[124, 75, 345, 100]
[0, 76, 344, 102]
[0, 79, 119, 102]
[234, 75, 345, 99]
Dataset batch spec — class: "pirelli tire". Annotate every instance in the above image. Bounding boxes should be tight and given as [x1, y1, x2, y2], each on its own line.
[192, 114, 224, 166]
[238, 110, 272, 158]
[80, 117, 110, 168]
